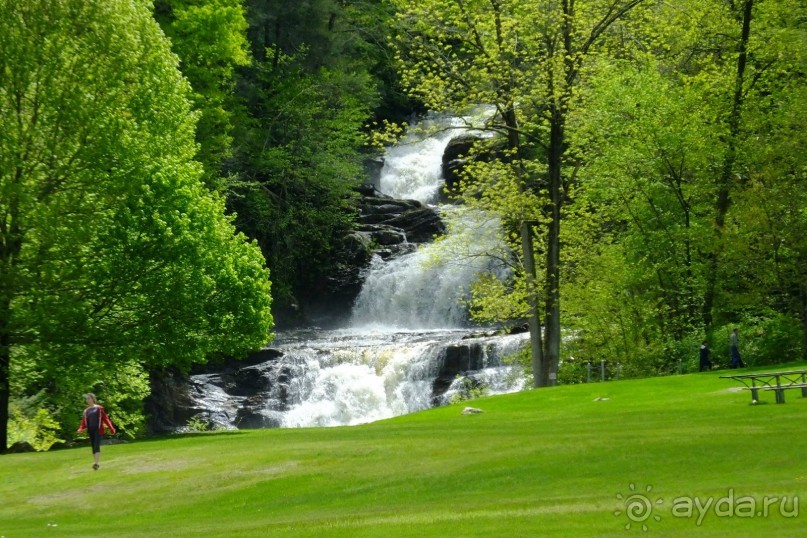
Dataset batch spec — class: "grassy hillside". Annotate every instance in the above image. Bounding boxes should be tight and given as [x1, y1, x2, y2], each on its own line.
[2, 364, 806, 537]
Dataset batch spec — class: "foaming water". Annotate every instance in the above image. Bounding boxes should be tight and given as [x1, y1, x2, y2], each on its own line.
[190, 329, 529, 429]
[379, 109, 494, 204]
[187, 112, 527, 430]
[350, 207, 510, 330]
[280, 337, 440, 427]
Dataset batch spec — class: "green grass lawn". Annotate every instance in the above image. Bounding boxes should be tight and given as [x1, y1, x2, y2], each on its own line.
[2, 363, 806, 537]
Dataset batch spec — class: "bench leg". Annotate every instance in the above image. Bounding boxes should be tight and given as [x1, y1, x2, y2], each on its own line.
[750, 388, 759, 401]
[802, 387, 807, 398]
[775, 389, 785, 404]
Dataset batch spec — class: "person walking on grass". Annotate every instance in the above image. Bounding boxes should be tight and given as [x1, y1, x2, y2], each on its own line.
[699, 340, 712, 372]
[729, 328, 745, 369]
[77, 393, 115, 470]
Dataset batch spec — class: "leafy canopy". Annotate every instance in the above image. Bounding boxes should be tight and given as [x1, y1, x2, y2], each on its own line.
[0, 0, 274, 445]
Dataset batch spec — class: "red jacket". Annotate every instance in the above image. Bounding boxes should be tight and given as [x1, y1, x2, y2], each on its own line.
[77, 405, 116, 435]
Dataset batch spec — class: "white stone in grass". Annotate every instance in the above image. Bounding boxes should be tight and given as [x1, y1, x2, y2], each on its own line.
[462, 407, 484, 415]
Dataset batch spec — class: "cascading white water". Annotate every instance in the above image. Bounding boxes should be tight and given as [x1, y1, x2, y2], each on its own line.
[280, 334, 452, 427]
[377, 115, 470, 203]
[351, 109, 506, 330]
[187, 113, 527, 430]
[350, 207, 508, 329]
[378, 108, 494, 204]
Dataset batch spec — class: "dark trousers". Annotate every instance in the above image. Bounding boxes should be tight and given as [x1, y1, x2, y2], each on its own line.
[88, 428, 101, 454]
[730, 346, 744, 368]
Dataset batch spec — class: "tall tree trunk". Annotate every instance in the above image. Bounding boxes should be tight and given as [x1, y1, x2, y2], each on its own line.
[543, 0, 573, 386]
[0, 198, 21, 453]
[544, 104, 564, 386]
[521, 223, 545, 387]
[0, 156, 25, 452]
[703, 0, 754, 331]
[502, 101, 546, 387]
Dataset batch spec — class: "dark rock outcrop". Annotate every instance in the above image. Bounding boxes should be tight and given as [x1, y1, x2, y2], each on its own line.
[307, 187, 445, 329]
[145, 349, 285, 433]
[442, 134, 508, 200]
[442, 134, 479, 197]
[145, 368, 200, 434]
[431, 342, 492, 399]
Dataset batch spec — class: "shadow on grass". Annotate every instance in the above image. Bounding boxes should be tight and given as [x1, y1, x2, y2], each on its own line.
[55, 430, 249, 453]
[130, 430, 249, 444]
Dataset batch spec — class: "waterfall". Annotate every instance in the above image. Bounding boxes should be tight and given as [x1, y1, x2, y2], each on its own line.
[377, 107, 494, 204]
[377, 115, 467, 203]
[350, 207, 509, 329]
[185, 113, 527, 431]
[188, 330, 528, 430]
[352, 109, 506, 330]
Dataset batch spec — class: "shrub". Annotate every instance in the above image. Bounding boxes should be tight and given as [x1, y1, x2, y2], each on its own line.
[713, 314, 803, 367]
[8, 393, 64, 452]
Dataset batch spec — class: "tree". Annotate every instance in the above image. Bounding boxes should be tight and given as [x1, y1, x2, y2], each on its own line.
[224, 0, 381, 316]
[388, 0, 647, 386]
[701, 0, 756, 331]
[152, 0, 251, 191]
[718, 0, 807, 357]
[0, 0, 273, 451]
[563, 0, 807, 371]
[565, 59, 719, 373]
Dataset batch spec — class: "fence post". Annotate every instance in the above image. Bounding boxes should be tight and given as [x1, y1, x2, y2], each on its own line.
[586, 362, 591, 383]
[601, 360, 606, 382]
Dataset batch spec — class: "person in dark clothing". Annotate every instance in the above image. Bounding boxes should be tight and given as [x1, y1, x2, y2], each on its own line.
[699, 341, 712, 371]
[729, 328, 745, 368]
[77, 393, 115, 470]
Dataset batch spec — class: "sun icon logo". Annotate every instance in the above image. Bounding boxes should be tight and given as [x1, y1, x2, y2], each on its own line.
[614, 483, 664, 531]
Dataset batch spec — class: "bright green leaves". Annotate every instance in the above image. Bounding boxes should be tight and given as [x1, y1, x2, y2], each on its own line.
[0, 0, 273, 446]
[153, 0, 251, 190]
[561, 0, 807, 372]
[388, 0, 807, 378]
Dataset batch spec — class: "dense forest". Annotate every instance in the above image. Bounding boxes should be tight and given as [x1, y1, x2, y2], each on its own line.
[1, 0, 805, 451]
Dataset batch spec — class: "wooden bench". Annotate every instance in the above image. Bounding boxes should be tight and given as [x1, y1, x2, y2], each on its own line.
[720, 370, 807, 404]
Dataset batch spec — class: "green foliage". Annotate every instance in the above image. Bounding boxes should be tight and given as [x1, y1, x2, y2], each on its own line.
[711, 315, 803, 368]
[153, 0, 251, 191]
[32, 356, 153, 440]
[557, 359, 587, 385]
[557, 0, 807, 376]
[0, 0, 274, 448]
[7, 392, 62, 452]
[229, 2, 381, 310]
[749, 315, 804, 366]
[182, 414, 227, 433]
[663, 333, 706, 375]
[559, 239, 653, 376]
[155, 0, 407, 313]
[502, 345, 533, 382]
[570, 59, 716, 337]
